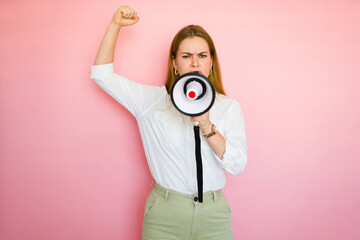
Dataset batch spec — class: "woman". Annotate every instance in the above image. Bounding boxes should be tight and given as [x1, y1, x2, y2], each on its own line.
[90, 6, 247, 240]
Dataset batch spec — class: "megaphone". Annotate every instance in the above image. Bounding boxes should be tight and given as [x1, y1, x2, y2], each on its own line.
[170, 71, 216, 203]
[170, 72, 215, 117]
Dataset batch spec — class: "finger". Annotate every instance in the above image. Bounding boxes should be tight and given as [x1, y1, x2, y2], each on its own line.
[122, 10, 130, 19]
[121, 6, 137, 19]
[122, 18, 139, 26]
[132, 16, 140, 23]
[120, 10, 126, 18]
[121, 8, 131, 18]
[124, 7, 134, 16]
[133, 13, 139, 20]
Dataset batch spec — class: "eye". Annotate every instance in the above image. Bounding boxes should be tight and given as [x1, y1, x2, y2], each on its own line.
[199, 54, 207, 58]
[182, 55, 190, 59]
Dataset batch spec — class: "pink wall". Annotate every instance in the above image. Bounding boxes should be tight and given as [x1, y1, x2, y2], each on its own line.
[1, 0, 359, 239]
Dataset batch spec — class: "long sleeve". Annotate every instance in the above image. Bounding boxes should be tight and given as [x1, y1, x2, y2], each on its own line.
[212, 100, 247, 175]
[90, 63, 166, 118]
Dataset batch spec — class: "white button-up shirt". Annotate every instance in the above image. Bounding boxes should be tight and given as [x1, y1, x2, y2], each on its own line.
[90, 63, 247, 194]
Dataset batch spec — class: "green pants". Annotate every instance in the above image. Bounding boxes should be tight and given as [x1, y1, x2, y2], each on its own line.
[142, 183, 233, 240]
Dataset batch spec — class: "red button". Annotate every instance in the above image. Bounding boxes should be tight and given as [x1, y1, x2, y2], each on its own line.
[188, 91, 196, 99]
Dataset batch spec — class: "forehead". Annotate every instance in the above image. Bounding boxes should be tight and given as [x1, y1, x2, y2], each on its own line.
[178, 36, 210, 52]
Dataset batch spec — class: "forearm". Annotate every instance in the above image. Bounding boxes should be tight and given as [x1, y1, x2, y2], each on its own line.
[206, 129, 226, 159]
[94, 22, 122, 65]
[199, 121, 226, 159]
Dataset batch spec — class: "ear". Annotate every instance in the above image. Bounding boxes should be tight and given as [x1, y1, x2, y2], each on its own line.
[172, 57, 177, 70]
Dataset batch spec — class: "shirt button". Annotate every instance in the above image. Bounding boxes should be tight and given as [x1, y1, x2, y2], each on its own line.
[194, 196, 198, 202]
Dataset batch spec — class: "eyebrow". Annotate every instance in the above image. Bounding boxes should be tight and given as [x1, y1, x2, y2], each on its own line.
[180, 51, 209, 55]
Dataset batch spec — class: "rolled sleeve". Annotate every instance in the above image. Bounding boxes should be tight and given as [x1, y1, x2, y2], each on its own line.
[90, 62, 114, 78]
[212, 100, 247, 175]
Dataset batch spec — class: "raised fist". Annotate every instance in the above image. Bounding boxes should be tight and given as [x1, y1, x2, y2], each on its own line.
[112, 6, 139, 27]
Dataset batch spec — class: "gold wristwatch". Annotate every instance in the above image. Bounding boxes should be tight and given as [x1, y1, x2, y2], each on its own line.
[204, 124, 217, 138]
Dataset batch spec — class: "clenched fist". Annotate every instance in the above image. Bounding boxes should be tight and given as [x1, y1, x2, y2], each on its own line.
[112, 6, 139, 27]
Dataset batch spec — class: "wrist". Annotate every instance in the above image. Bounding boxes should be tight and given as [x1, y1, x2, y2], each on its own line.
[200, 121, 212, 133]
[109, 21, 122, 31]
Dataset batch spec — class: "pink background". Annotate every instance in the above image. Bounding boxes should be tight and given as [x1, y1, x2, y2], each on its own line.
[1, 0, 359, 239]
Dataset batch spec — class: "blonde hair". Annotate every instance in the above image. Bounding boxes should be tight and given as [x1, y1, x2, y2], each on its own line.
[165, 25, 226, 95]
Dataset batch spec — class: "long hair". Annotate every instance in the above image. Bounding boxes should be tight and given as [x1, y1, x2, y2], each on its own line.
[165, 25, 226, 95]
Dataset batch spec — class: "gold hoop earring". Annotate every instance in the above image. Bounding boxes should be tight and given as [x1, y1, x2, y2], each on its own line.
[209, 68, 213, 75]
[174, 69, 179, 75]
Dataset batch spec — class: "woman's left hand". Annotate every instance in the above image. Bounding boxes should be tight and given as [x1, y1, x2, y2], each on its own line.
[190, 112, 212, 134]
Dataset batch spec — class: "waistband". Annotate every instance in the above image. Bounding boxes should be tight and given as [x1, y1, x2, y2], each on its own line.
[152, 182, 222, 204]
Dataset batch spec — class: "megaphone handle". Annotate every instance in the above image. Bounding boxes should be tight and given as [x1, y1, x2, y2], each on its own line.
[193, 125, 203, 203]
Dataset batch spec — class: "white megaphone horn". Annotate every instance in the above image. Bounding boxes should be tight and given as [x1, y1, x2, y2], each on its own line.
[170, 72, 215, 117]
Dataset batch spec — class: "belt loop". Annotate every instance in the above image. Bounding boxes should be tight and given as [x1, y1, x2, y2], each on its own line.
[213, 191, 217, 202]
[165, 189, 169, 201]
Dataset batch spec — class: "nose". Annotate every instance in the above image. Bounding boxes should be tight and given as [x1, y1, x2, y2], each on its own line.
[191, 55, 200, 67]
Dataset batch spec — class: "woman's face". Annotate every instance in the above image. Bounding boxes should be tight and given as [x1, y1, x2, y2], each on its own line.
[173, 37, 213, 77]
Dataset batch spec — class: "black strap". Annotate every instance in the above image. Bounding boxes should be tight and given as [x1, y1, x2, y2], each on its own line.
[193, 125, 203, 203]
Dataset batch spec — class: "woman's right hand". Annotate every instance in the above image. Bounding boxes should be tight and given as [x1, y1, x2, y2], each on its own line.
[112, 6, 140, 27]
